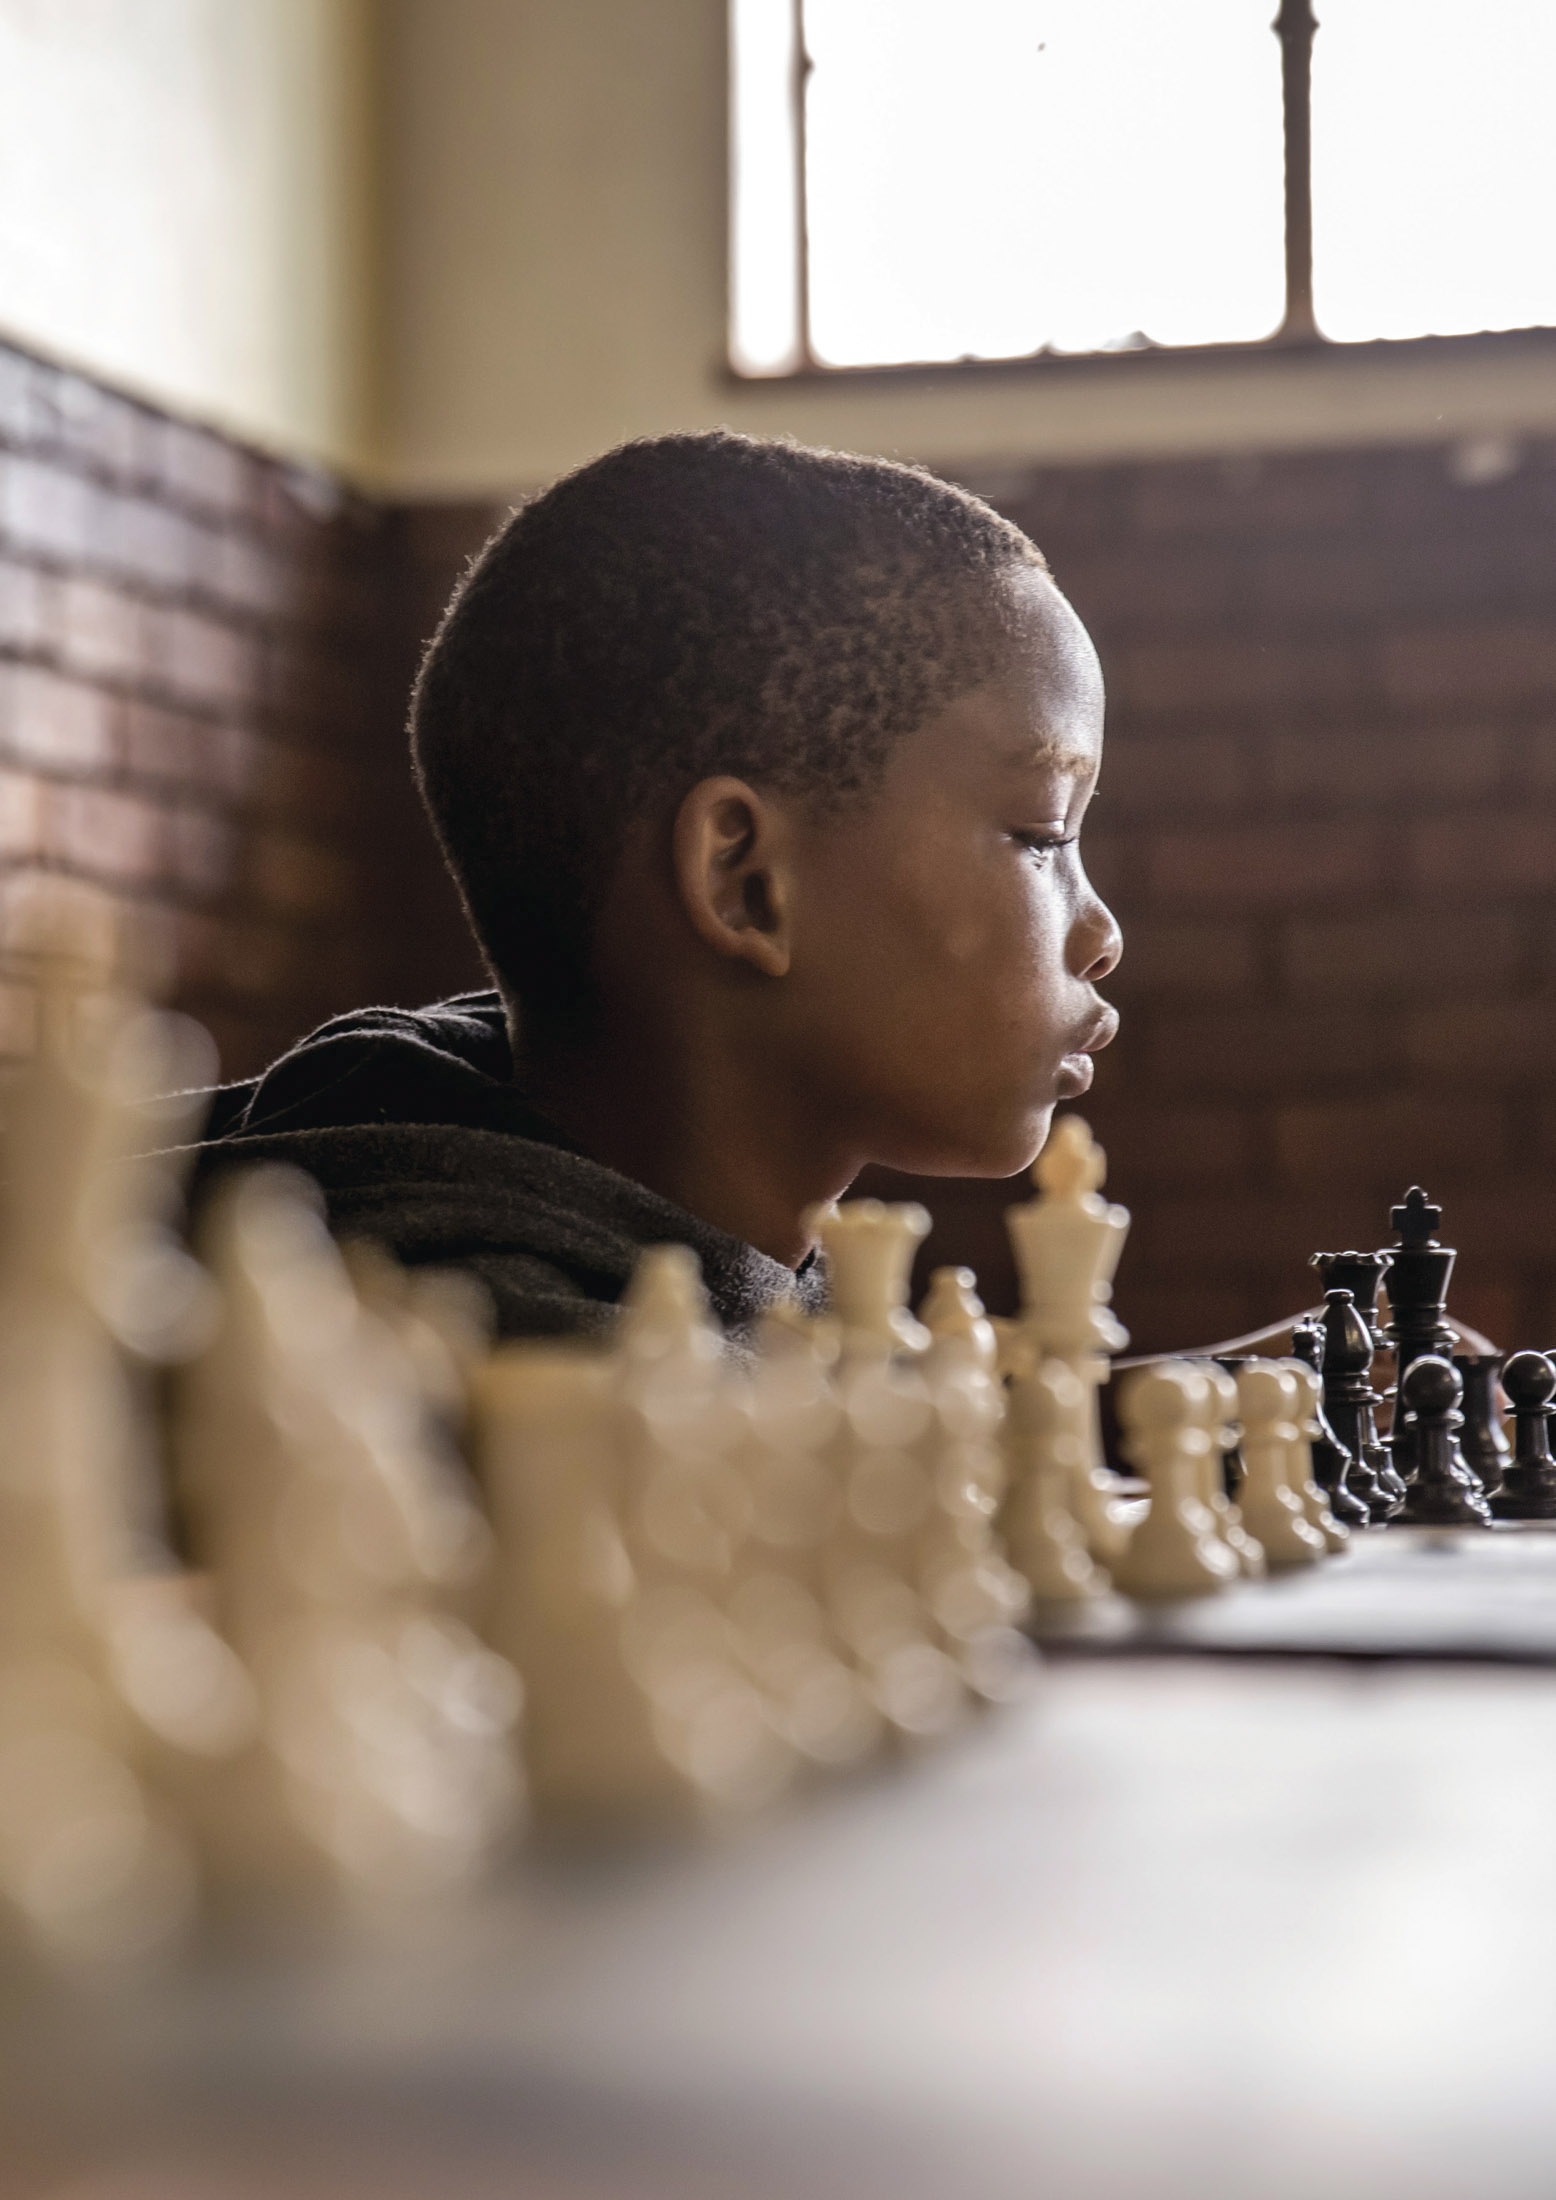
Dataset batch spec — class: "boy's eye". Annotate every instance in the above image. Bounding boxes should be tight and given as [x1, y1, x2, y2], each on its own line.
[1013, 831, 1075, 863]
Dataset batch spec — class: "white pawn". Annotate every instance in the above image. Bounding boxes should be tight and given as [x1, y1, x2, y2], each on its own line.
[1196, 1366, 1266, 1579]
[805, 1199, 930, 1362]
[1113, 1363, 1239, 1600]
[1234, 1363, 1327, 1570]
[1279, 1360, 1350, 1554]
[1003, 1359, 1108, 1601]
[1004, 1118, 1131, 1562]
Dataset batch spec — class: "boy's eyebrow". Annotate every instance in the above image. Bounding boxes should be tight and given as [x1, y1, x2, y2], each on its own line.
[1004, 735, 1096, 776]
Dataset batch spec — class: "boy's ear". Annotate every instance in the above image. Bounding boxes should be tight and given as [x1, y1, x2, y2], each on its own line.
[671, 776, 793, 979]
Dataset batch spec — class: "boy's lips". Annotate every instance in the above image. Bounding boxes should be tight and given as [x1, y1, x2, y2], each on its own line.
[1055, 1004, 1120, 1095]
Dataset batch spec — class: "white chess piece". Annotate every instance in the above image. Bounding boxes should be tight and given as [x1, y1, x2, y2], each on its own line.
[805, 1199, 930, 1362]
[916, 1269, 1032, 1684]
[1003, 1359, 1109, 1601]
[1234, 1362, 1327, 1570]
[1112, 1363, 1239, 1600]
[178, 1168, 519, 1896]
[1004, 1117, 1132, 1562]
[1279, 1361, 1351, 1554]
[1195, 1366, 1266, 1579]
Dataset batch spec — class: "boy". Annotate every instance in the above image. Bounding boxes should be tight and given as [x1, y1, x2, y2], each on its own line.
[195, 432, 1121, 1339]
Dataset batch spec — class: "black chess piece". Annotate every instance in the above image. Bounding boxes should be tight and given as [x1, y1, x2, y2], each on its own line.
[1382, 1188, 1458, 1488]
[1213, 1355, 1249, 1499]
[1288, 1319, 1370, 1525]
[1319, 1288, 1403, 1522]
[1492, 1353, 1556, 1521]
[1311, 1250, 1391, 1350]
[1454, 1354, 1510, 1503]
[1395, 1356, 1493, 1527]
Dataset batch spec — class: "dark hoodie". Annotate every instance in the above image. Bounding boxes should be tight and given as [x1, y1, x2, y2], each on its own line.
[187, 992, 825, 1344]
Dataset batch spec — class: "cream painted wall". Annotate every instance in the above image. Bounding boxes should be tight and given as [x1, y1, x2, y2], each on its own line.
[0, 0, 380, 474]
[382, 0, 1556, 498]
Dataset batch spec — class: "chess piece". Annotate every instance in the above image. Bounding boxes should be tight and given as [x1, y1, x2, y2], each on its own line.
[1287, 1322, 1370, 1525]
[1005, 1117, 1131, 1563]
[1319, 1288, 1404, 1521]
[1003, 1359, 1108, 1601]
[1454, 1354, 1510, 1504]
[1312, 1250, 1391, 1351]
[477, 1343, 708, 1824]
[1112, 1364, 1238, 1601]
[1278, 1362, 1350, 1552]
[1382, 1189, 1457, 1487]
[1396, 1355, 1493, 1527]
[805, 1200, 931, 1361]
[179, 1168, 520, 1890]
[1194, 1366, 1265, 1577]
[1234, 1363, 1327, 1569]
[1213, 1355, 1250, 1500]
[1491, 1352, 1556, 1522]
[920, 1266, 998, 1378]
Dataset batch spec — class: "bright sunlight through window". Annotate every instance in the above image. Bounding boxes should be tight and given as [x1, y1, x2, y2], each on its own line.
[730, 0, 1556, 375]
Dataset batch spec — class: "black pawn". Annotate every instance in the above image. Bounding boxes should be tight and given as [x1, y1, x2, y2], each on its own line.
[1397, 1356, 1493, 1527]
[1288, 1319, 1370, 1525]
[1492, 1353, 1556, 1521]
[1214, 1355, 1249, 1500]
[1454, 1354, 1510, 1504]
[1320, 1288, 1404, 1522]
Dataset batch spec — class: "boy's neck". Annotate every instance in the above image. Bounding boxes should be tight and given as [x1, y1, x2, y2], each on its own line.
[510, 1010, 853, 1269]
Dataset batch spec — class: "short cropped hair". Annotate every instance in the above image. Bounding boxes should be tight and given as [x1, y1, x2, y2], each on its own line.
[410, 430, 1045, 1023]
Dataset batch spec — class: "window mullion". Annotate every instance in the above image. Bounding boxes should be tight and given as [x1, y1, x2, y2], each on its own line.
[1275, 0, 1319, 340]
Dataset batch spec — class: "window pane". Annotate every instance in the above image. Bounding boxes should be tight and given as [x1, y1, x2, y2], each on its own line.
[730, 0, 804, 374]
[1313, 0, 1556, 342]
[803, 0, 1284, 368]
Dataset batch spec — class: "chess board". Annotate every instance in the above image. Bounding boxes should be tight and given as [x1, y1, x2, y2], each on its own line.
[11, 1653, 1556, 2200]
[1030, 1518, 1556, 1662]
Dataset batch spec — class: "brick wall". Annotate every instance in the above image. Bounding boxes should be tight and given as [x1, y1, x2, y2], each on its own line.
[0, 335, 474, 1080]
[879, 439, 1556, 1354]
[6, 328, 1553, 1355]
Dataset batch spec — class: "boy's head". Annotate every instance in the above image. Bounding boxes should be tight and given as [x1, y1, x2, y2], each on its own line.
[412, 431, 1118, 1199]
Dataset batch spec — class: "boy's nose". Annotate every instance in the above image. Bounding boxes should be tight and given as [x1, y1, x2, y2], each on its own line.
[1073, 894, 1122, 984]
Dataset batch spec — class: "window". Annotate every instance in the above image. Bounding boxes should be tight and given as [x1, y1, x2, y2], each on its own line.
[729, 0, 1556, 377]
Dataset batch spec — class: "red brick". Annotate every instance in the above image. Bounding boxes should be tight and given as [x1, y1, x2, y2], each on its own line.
[208, 531, 295, 620]
[0, 769, 45, 857]
[1099, 730, 1251, 817]
[1381, 625, 1556, 709]
[1087, 1101, 1259, 1190]
[100, 493, 196, 592]
[155, 609, 259, 712]
[171, 910, 295, 1001]
[1263, 722, 1509, 811]
[0, 665, 117, 771]
[56, 575, 148, 684]
[1273, 1094, 1508, 1185]
[1112, 1279, 1280, 1359]
[1407, 813, 1556, 896]
[1127, 1188, 1393, 1291]
[0, 455, 98, 561]
[1404, 999, 1556, 1082]
[166, 805, 236, 894]
[154, 417, 254, 518]
[1106, 917, 1262, 1000]
[1281, 906, 1525, 997]
[1148, 820, 1381, 908]
[53, 374, 144, 484]
[1112, 637, 1364, 715]
[0, 559, 50, 652]
[1144, 1003, 1398, 1095]
[121, 700, 204, 783]
[249, 831, 354, 917]
[44, 783, 165, 883]
[1132, 453, 1363, 537]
